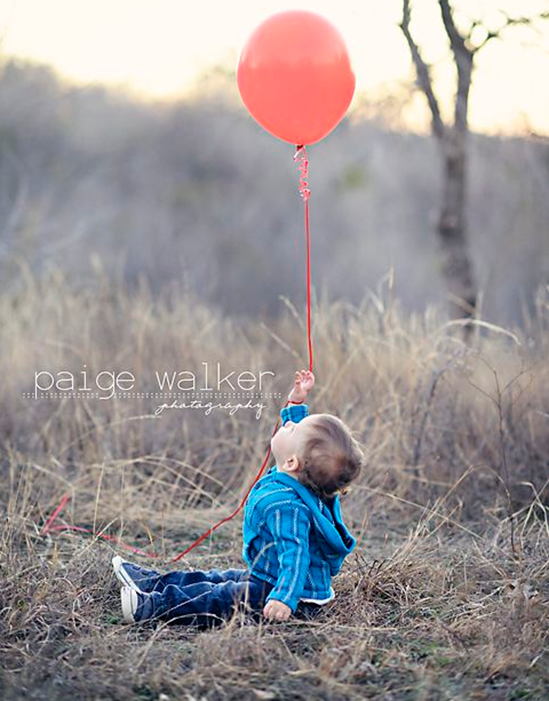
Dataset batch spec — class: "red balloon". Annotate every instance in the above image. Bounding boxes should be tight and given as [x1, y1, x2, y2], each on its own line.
[237, 10, 355, 146]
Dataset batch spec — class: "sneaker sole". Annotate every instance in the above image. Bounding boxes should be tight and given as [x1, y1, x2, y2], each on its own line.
[120, 586, 138, 623]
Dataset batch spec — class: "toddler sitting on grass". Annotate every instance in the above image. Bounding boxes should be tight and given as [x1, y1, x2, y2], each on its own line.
[113, 369, 365, 627]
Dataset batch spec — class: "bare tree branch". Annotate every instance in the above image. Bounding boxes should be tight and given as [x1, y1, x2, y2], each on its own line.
[473, 10, 549, 52]
[399, 0, 446, 140]
[465, 18, 483, 41]
[438, 0, 473, 133]
[439, 0, 470, 57]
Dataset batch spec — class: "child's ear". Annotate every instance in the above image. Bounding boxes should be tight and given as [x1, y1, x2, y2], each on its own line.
[288, 455, 301, 472]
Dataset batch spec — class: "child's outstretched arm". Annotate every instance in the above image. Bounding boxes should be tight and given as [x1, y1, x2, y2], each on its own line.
[263, 369, 315, 622]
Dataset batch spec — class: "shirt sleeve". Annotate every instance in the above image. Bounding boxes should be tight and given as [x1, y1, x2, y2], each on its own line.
[264, 502, 311, 612]
[280, 403, 310, 426]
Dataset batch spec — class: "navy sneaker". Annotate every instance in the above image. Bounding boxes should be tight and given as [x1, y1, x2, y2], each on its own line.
[121, 586, 157, 623]
[112, 555, 161, 594]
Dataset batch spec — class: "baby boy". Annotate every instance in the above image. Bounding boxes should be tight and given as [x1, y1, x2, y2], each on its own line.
[113, 369, 365, 626]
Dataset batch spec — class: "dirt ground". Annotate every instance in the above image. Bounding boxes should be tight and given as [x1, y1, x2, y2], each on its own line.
[1, 495, 548, 701]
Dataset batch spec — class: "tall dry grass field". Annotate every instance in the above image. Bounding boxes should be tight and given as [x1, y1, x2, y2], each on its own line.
[1, 267, 548, 700]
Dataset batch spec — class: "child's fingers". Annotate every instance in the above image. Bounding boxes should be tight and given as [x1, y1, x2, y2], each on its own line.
[264, 601, 290, 622]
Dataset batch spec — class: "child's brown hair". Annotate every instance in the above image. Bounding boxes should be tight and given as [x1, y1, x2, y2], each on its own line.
[296, 414, 365, 500]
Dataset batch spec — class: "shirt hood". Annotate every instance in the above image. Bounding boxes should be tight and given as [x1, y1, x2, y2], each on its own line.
[268, 466, 356, 558]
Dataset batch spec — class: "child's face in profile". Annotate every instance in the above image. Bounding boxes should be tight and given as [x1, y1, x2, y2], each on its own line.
[271, 415, 319, 472]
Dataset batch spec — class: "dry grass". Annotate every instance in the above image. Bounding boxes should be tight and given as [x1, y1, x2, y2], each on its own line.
[1, 267, 548, 700]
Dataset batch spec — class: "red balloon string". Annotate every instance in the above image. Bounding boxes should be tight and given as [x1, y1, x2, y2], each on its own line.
[40, 492, 71, 536]
[44, 522, 161, 558]
[294, 145, 313, 372]
[171, 409, 287, 562]
[40, 147, 315, 561]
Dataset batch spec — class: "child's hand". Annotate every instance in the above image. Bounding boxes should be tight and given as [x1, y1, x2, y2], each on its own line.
[288, 369, 315, 404]
[263, 599, 292, 621]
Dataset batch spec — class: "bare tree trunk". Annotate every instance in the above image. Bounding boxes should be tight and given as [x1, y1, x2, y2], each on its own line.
[400, 0, 477, 322]
[438, 129, 476, 317]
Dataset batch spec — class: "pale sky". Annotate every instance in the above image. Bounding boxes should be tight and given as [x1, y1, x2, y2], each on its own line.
[1, 0, 548, 135]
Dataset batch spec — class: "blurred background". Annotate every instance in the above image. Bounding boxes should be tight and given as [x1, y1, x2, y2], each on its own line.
[0, 0, 548, 324]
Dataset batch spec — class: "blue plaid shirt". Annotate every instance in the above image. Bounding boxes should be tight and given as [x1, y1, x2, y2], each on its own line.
[242, 403, 356, 612]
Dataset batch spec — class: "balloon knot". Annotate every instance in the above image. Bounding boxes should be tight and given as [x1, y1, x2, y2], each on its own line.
[294, 146, 311, 201]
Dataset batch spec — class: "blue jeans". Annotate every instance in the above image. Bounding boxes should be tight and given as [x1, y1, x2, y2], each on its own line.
[135, 566, 323, 628]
